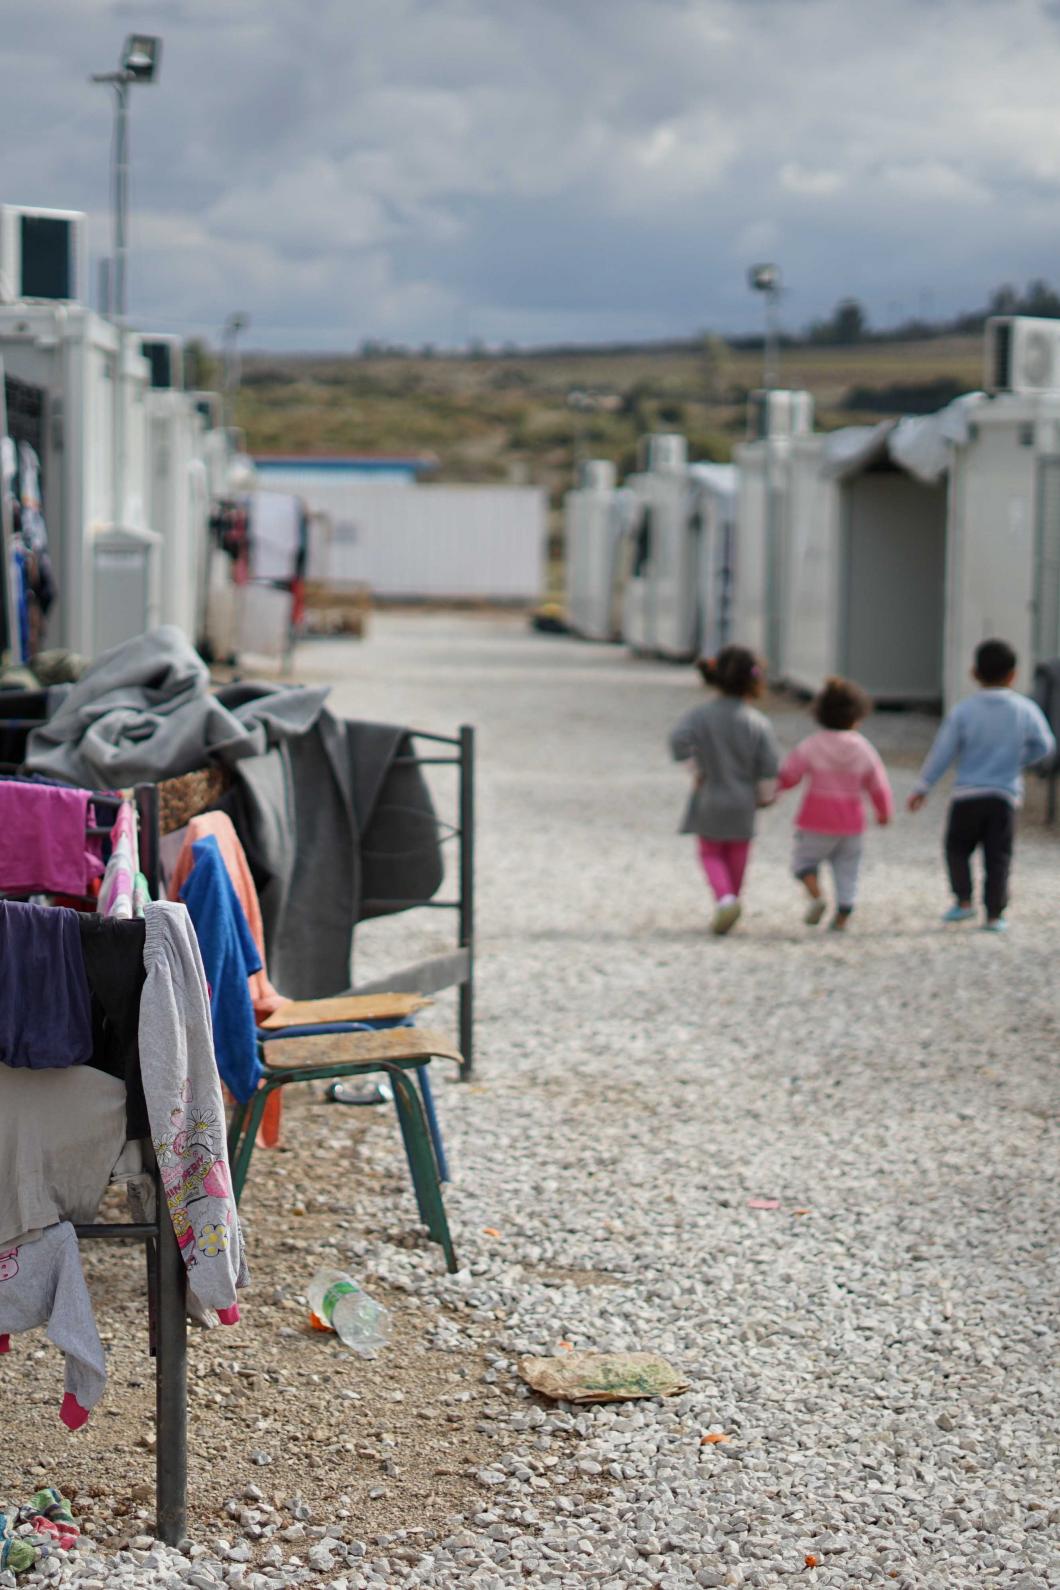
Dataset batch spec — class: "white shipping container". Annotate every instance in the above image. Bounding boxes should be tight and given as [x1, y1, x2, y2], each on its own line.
[250, 469, 545, 601]
[0, 301, 155, 656]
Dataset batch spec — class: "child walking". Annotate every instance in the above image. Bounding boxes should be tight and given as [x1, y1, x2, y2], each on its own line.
[670, 645, 779, 935]
[908, 638, 1055, 931]
[777, 677, 893, 930]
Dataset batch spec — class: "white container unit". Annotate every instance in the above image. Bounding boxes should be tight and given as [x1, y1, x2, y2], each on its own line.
[621, 434, 693, 656]
[146, 388, 212, 641]
[732, 434, 796, 669]
[564, 460, 633, 641]
[689, 463, 737, 658]
[775, 398, 988, 706]
[0, 301, 156, 657]
[944, 392, 1060, 706]
[253, 466, 546, 602]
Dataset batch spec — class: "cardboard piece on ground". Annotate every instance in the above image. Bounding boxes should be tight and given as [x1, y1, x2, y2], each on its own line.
[518, 1352, 690, 1403]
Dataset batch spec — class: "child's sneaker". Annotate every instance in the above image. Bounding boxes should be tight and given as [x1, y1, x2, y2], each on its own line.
[983, 916, 1009, 933]
[712, 897, 742, 935]
[804, 898, 827, 926]
[941, 903, 976, 923]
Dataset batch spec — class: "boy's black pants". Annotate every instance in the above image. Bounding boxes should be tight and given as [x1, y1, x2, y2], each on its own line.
[945, 796, 1015, 919]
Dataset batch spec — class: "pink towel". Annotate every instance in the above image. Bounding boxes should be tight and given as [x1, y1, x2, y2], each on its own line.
[0, 784, 104, 897]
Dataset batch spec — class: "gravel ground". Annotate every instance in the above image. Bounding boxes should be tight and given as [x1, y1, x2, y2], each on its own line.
[3, 611, 1058, 1590]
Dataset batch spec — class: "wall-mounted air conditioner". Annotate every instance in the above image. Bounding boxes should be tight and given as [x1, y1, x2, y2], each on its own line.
[578, 459, 616, 492]
[0, 206, 85, 304]
[985, 316, 1060, 395]
[746, 389, 814, 441]
[140, 334, 184, 391]
[638, 433, 687, 473]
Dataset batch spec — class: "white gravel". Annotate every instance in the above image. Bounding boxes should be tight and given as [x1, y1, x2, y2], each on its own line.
[10, 612, 1059, 1589]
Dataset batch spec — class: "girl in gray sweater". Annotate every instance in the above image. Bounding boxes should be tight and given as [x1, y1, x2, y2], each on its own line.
[670, 646, 780, 934]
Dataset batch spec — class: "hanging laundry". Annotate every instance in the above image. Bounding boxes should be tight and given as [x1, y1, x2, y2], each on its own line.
[176, 835, 264, 1103]
[98, 798, 138, 920]
[139, 901, 248, 1321]
[0, 782, 104, 899]
[0, 1064, 127, 1248]
[167, 810, 285, 1021]
[0, 1222, 107, 1428]
[0, 901, 92, 1070]
[77, 914, 149, 1139]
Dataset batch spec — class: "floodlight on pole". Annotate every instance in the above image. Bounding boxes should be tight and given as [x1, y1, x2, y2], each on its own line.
[91, 35, 162, 537]
[91, 34, 162, 320]
[747, 262, 781, 390]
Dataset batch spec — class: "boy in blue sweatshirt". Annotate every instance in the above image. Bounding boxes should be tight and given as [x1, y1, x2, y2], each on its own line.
[908, 638, 1055, 931]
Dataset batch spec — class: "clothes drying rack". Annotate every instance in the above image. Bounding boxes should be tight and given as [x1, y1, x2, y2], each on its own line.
[0, 780, 188, 1546]
[353, 725, 476, 1078]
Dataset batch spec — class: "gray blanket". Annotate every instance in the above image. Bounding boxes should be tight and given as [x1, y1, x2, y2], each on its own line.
[218, 709, 444, 998]
[23, 626, 328, 788]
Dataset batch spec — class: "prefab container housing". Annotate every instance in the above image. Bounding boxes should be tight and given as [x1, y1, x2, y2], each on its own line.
[621, 434, 693, 656]
[944, 392, 1060, 705]
[252, 460, 546, 602]
[146, 388, 212, 642]
[564, 460, 634, 641]
[777, 423, 948, 704]
[0, 301, 156, 657]
[689, 462, 738, 658]
[732, 433, 796, 668]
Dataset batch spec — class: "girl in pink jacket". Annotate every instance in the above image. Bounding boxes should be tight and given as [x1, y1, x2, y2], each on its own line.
[777, 678, 894, 930]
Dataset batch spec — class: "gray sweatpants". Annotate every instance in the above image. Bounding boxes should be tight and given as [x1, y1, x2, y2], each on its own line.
[792, 830, 864, 911]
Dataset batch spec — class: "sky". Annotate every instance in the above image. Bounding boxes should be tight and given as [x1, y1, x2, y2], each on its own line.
[6, 0, 1060, 351]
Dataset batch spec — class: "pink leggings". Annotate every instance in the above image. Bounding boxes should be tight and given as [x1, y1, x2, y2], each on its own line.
[697, 837, 751, 901]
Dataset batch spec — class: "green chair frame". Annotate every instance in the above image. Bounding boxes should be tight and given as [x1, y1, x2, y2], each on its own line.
[226, 1029, 461, 1273]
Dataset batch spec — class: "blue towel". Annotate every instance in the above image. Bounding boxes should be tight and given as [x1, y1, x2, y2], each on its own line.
[178, 836, 263, 1103]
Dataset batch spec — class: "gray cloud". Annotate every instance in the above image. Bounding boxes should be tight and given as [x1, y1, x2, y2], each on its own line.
[4, 0, 1060, 347]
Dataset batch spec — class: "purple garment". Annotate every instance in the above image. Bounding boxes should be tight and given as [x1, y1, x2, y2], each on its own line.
[0, 901, 92, 1069]
[0, 783, 103, 897]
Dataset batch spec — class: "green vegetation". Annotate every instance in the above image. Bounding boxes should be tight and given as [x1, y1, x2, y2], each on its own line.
[228, 333, 985, 521]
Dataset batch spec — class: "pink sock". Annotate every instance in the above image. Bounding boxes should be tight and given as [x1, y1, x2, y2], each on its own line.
[60, 1393, 90, 1431]
[217, 1304, 240, 1325]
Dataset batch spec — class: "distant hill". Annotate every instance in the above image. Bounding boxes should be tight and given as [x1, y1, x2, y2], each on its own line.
[233, 333, 986, 513]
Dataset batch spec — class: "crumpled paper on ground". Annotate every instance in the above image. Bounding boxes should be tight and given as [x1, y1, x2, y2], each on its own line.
[518, 1351, 690, 1403]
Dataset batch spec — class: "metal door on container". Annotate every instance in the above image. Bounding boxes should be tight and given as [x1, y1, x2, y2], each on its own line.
[1034, 457, 1060, 664]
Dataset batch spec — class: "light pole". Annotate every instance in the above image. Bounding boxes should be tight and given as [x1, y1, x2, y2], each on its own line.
[747, 262, 783, 671]
[91, 35, 162, 320]
[91, 35, 161, 534]
[747, 262, 781, 390]
[221, 312, 250, 437]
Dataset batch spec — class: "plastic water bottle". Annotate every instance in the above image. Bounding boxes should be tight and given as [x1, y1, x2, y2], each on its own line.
[307, 1268, 391, 1356]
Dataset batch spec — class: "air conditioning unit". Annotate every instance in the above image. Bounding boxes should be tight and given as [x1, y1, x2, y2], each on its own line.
[578, 459, 616, 492]
[746, 389, 815, 441]
[192, 391, 221, 429]
[985, 316, 1060, 395]
[140, 335, 184, 391]
[638, 433, 687, 473]
[0, 206, 85, 304]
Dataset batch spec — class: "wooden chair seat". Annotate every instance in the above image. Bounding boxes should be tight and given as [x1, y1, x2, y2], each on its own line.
[260, 992, 431, 1030]
[262, 1026, 463, 1072]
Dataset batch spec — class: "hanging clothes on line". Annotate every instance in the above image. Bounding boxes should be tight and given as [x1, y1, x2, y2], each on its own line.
[0, 901, 92, 1070]
[98, 798, 138, 921]
[0, 782, 105, 899]
[0, 1222, 107, 1430]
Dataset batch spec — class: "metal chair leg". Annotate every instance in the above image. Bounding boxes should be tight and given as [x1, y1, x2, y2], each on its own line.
[230, 1084, 274, 1205]
[154, 1178, 187, 1546]
[416, 1065, 449, 1183]
[384, 1065, 457, 1273]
